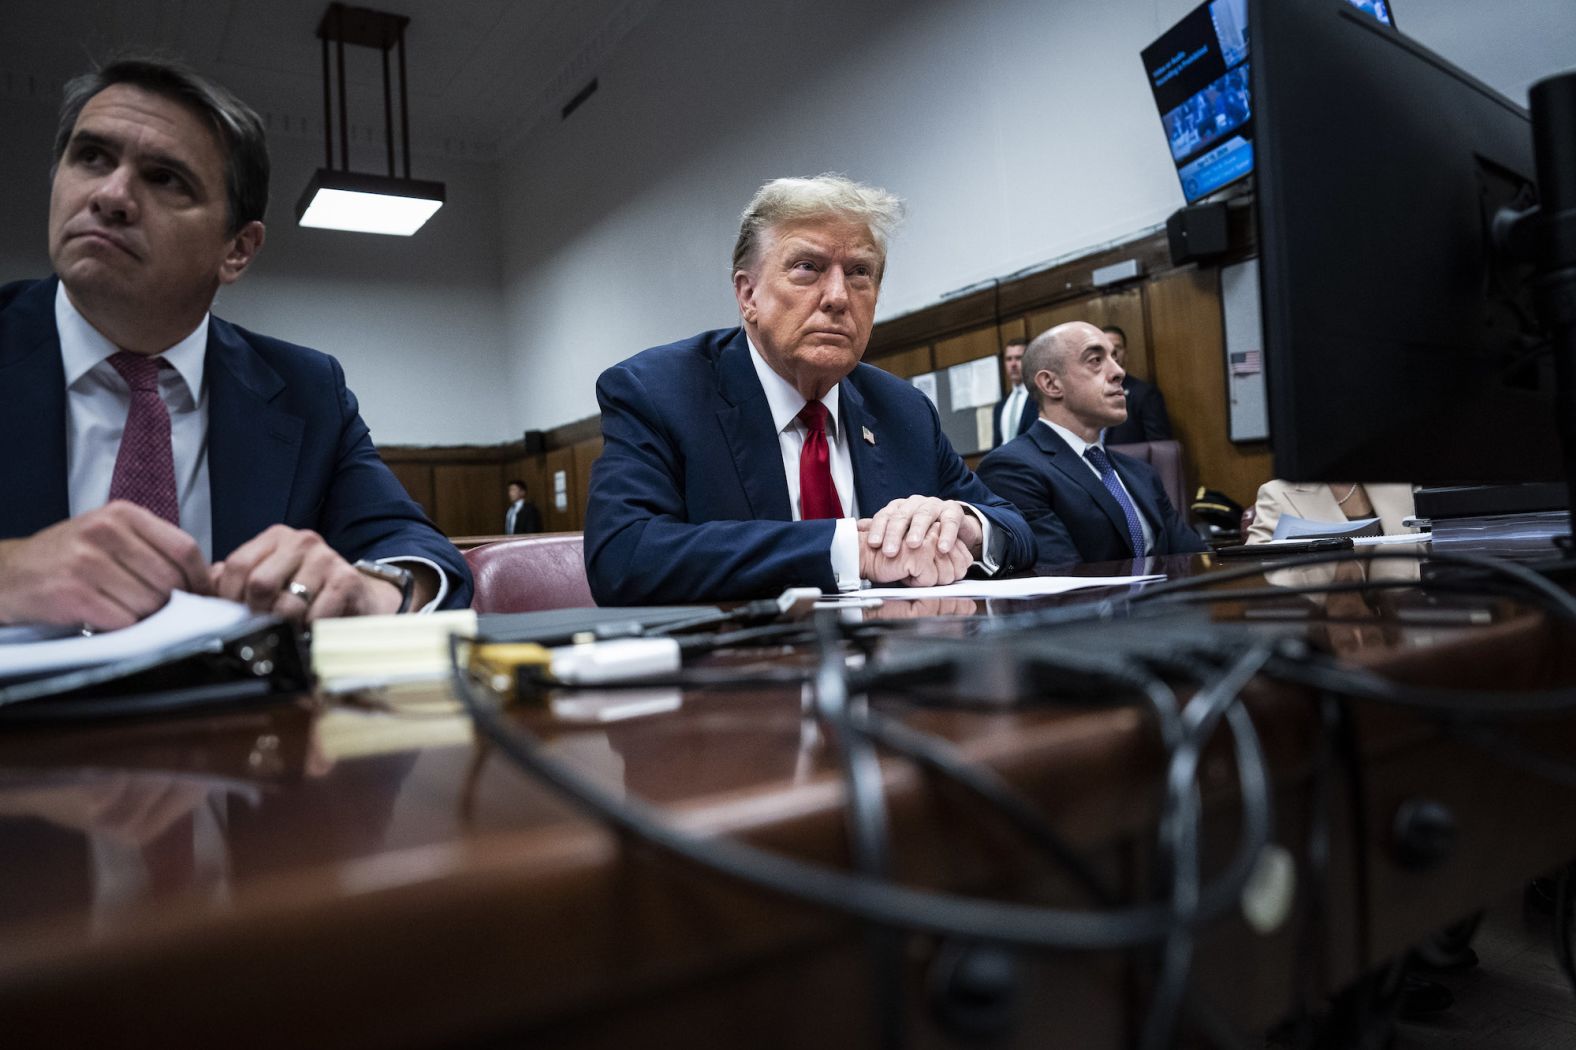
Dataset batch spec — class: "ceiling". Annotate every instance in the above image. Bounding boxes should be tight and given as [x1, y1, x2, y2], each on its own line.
[0, 0, 658, 163]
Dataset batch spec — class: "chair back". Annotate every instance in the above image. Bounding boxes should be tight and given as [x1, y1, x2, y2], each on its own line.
[464, 532, 595, 613]
[1107, 439, 1189, 517]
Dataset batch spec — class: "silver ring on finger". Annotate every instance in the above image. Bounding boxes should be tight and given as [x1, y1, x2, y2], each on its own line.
[286, 580, 313, 605]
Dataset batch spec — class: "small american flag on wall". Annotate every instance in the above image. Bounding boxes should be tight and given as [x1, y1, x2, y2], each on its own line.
[1230, 349, 1262, 376]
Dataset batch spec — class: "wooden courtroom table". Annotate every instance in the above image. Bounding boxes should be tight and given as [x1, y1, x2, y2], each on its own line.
[2, 548, 1575, 1048]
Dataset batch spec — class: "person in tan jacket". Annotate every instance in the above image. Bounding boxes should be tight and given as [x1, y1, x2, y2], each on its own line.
[1245, 481, 1417, 544]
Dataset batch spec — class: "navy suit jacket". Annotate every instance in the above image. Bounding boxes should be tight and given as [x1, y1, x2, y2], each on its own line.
[977, 422, 1205, 570]
[1104, 374, 1173, 445]
[0, 277, 471, 609]
[990, 389, 1038, 449]
[585, 328, 1036, 605]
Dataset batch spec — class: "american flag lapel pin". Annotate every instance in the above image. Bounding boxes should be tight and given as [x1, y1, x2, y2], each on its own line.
[862, 426, 876, 446]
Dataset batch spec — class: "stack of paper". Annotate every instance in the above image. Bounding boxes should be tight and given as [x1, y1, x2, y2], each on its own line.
[312, 610, 477, 692]
[1270, 514, 1382, 541]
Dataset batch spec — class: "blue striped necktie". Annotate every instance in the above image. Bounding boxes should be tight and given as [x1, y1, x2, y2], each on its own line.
[1084, 445, 1146, 557]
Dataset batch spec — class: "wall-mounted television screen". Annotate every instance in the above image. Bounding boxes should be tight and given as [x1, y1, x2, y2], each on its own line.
[1142, 0, 1395, 203]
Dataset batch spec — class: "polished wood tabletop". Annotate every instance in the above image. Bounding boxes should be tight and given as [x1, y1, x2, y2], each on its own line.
[2, 547, 1575, 1048]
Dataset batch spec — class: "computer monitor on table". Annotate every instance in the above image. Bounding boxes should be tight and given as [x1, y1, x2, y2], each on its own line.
[1252, 0, 1558, 484]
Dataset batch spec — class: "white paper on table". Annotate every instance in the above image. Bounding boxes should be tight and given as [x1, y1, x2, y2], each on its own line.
[0, 591, 253, 680]
[1270, 513, 1380, 541]
[821, 574, 1164, 601]
[1352, 533, 1431, 547]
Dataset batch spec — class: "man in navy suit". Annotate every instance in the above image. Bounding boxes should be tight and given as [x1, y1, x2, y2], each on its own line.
[1101, 325, 1174, 445]
[977, 322, 1204, 570]
[585, 175, 1034, 605]
[0, 57, 470, 629]
[990, 336, 1035, 448]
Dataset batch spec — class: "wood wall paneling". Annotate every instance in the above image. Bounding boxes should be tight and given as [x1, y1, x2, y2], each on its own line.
[543, 448, 578, 533]
[1145, 268, 1272, 509]
[571, 437, 604, 531]
[383, 460, 435, 518]
[932, 326, 1001, 371]
[432, 464, 507, 537]
[875, 345, 934, 380]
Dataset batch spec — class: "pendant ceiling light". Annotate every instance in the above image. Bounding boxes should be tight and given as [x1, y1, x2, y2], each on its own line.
[296, 3, 445, 236]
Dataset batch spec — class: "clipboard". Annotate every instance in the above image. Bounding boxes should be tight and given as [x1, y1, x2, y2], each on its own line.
[0, 614, 311, 724]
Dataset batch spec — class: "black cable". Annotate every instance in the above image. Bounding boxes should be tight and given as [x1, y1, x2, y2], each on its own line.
[1142, 643, 1275, 1050]
[809, 612, 905, 1050]
[1263, 650, 1576, 718]
[856, 710, 1116, 906]
[1129, 548, 1576, 624]
[451, 640, 1272, 951]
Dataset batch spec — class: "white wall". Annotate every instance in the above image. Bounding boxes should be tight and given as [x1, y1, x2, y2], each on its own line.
[0, 96, 511, 446]
[496, 0, 1576, 433]
[7, 1, 1572, 444]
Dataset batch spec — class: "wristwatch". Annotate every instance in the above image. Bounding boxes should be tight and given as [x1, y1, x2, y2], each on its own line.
[353, 559, 415, 613]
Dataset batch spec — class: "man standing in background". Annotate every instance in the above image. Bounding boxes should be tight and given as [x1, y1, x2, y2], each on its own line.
[991, 336, 1033, 448]
[504, 479, 543, 534]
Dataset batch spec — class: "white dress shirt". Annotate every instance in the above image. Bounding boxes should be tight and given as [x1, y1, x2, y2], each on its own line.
[745, 339, 999, 588]
[55, 284, 447, 609]
[746, 339, 864, 590]
[58, 282, 214, 557]
[997, 384, 1027, 443]
[1038, 418, 1156, 556]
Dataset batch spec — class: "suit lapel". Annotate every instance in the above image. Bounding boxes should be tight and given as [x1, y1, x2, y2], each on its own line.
[205, 319, 304, 558]
[1033, 425, 1133, 548]
[842, 378, 890, 515]
[715, 331, 793, 521]
[0, 279, 70, 536]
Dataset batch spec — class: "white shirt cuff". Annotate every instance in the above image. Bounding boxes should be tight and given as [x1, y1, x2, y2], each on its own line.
[829, 518, 863, 592]
[379, 555, 449, 613]
[961, 504, 1003, 576]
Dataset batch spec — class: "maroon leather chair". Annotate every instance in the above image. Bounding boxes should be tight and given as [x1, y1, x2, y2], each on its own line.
[463, 532, 595, 613]
[1107, 438, 1189, 519]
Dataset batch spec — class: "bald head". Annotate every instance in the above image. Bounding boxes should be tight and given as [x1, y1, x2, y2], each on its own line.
[1024, 322, 1128, 442]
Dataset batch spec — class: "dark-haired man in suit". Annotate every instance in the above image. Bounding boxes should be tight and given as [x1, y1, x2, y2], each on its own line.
[0, 57, 470, 630]
[1101, 324, 1174, 445]
[585, 174, 1034, 605]
[977, 322, 1204, 569]
[991, 336, 1035, 448]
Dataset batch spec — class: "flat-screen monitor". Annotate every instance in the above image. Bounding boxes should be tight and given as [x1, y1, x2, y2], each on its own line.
[1142, 0, 1255, 203]
[1252, 0, 1554, 483]
[1143, 0, 1396, 204]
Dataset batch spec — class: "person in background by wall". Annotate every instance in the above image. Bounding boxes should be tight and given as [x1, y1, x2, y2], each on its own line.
[1101, 324, 1175, 445]
[991, 336, 1034, 448]
[504, 479, 543, 535]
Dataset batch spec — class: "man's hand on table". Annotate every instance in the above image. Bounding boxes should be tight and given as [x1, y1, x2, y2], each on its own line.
[0, 502, 209, 631]
[858, 495, 979, 587]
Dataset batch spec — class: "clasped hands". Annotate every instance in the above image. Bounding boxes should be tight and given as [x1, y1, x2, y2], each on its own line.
[856, 495, 982, 588]
[0, 501, 411, 631]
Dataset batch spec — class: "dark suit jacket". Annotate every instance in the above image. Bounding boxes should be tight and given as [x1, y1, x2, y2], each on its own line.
[977, 422, 1205, 570]
[990, 389, 1038, 449]
[1104, 374, 1173, 445]
[585, 327, 1036, 605]
[0, 277, 471, 609]
[505, 501, 543, 535]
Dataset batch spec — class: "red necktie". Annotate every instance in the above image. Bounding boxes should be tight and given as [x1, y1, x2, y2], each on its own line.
[797, 401, 843, 520]
[107, 351, 180, 526]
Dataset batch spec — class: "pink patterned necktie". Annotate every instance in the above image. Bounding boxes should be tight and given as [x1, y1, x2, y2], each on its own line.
[106, 351, 180, 526]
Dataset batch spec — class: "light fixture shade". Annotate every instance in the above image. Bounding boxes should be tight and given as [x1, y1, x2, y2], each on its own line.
[295, 169, 445, 236]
